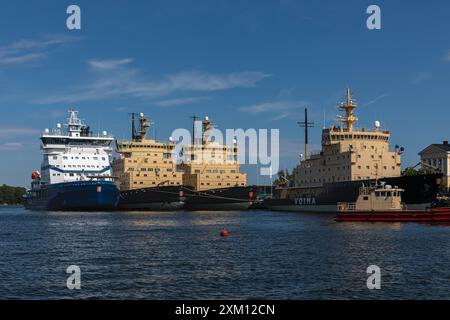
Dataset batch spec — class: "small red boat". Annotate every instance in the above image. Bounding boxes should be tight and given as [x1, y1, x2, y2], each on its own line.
[335, 183, 450, 222]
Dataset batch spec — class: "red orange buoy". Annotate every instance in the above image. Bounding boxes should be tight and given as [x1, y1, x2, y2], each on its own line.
[220, 228, 229, 237]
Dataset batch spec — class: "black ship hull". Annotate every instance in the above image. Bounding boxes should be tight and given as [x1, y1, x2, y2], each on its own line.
[265, 174, 443, 213]
[118, 186, 184, 211]
[182, 186, 256, 211]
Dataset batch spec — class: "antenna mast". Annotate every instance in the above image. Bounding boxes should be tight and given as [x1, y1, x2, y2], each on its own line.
[190, 115, 199, 145]
[138, 113, 150, 140]
[339, 87, 358, 131]
[297, 108, 314, 160]
[130, 113, 137, 141]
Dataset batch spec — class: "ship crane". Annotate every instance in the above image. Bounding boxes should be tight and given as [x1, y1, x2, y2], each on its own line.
[404, 161, 442, 173]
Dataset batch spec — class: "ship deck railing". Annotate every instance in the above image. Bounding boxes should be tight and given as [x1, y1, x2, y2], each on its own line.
[337, 202, 356, 211]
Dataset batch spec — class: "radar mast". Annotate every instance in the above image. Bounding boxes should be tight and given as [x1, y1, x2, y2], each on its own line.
[338, 87, 358, 131]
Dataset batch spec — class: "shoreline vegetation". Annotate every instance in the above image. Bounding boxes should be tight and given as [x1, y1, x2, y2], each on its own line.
[0, 184, 26, 205]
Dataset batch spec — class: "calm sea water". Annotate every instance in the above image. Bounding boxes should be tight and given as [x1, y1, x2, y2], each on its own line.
[2, 206, 450, 299]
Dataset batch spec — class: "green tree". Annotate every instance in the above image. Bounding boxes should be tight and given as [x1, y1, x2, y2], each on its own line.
[0, 184, 26, 205]
[401, 167, 434, 176]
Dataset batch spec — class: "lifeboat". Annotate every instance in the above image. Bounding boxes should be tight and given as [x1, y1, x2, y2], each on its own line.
[31, 171, 41, 180]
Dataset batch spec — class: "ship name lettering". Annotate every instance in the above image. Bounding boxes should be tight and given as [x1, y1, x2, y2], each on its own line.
[294, 197, 316, 206]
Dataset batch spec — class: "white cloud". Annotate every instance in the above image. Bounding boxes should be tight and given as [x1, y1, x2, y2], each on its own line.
[33, 59, 269, 104]
[239, 100, 308, 114]
[0, 34, 83, 65]
[88, 58, 133, 70]
[271, 112, 290, 121]
[165, 71, 269, 91]
[0, 52, 47, 64]
[0, 128, 41, 138]
[0, 142, 24, 151]
[360, 93, 389, 107]
[153, 96, 211, 107]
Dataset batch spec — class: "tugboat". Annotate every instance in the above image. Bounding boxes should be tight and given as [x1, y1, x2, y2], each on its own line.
[265, 88, 442, 213]
[113, 113, 185, 210]
[24, 110, 120, 211]
[335, 182, 450, 222]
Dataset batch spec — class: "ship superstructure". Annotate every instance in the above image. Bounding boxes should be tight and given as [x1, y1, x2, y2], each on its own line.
[179, 116, 255, 210]
[265, 88, 441, 212]
[113, 113, 182, 190]
[113, 113, 185, 210]
[40, 110, 115, 184]
[292, 88, 401, 188]
[113, 114, 255, 211]
[179, 116, 247, 191]
[24, 110, 120, 211]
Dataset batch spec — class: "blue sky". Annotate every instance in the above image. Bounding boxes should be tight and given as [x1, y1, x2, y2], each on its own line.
[1, 0, 449, 187]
